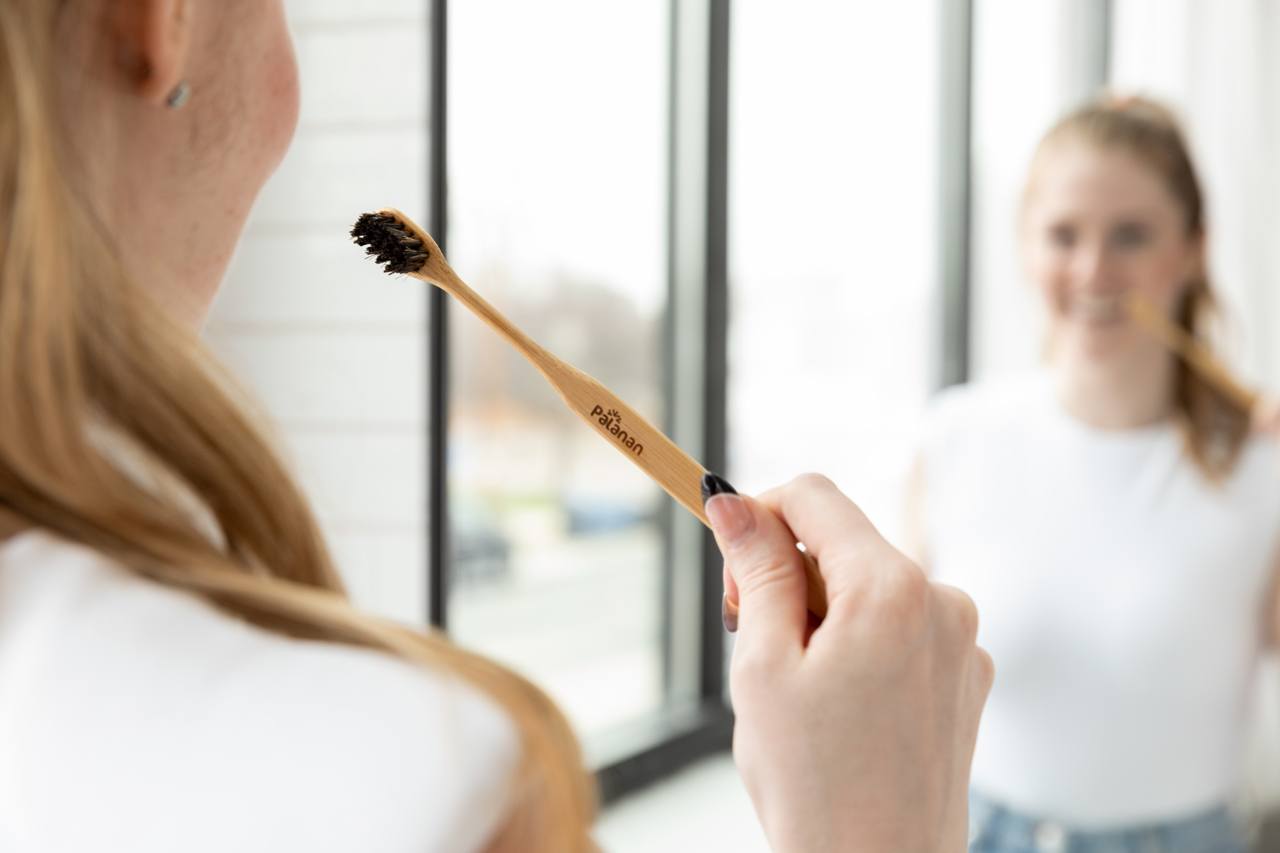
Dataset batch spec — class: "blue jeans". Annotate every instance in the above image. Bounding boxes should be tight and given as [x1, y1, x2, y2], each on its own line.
[968, 790, 1249, 853]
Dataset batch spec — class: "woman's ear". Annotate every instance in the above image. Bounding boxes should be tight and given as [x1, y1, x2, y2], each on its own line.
[110, 0, 192, 106]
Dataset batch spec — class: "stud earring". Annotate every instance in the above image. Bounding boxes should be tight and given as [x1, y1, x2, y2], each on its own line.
[165, 81, 191, 110]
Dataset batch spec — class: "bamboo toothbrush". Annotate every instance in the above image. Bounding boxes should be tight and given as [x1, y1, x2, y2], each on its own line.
[1125, 294, 1259, 411]
[351, 208, 828, 621]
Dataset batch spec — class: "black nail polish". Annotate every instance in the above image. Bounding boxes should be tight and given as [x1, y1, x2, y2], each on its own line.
[701, 472, 738, 506]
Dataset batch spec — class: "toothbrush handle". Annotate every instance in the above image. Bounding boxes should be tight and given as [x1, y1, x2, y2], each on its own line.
[393, 209, 829, 620]
[542, 358, 829, 621]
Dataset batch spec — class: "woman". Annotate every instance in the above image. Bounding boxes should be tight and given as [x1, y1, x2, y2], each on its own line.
[0, 2, 991, 851]
[908, 95, 1278, 851]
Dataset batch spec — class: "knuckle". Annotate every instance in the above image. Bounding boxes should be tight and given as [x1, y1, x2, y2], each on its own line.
[790, 472, 837, 495]
[881, 558, 930, 614]
[937, 583, 981, 644]
[729, 644, 782, 695]
[731, 551, 800, 601]
[973, 646, 996, 695]
[835, 557, 929, 640]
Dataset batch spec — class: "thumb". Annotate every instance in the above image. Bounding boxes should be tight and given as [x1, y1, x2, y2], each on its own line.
[703, 474, 807, 656]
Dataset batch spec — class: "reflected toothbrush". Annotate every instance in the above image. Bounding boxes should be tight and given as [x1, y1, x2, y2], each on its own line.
[1125, 294, 1259, 411]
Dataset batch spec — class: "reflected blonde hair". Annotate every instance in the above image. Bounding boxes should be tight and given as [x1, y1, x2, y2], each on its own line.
[1024, 94, 1249, 482]
[0, 3, 595, 848]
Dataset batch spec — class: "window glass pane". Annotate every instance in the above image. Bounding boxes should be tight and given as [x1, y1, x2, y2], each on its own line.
[970, 0, 1094, 381]
[728, 3, 939, 529]
[446, 1, 670, 743]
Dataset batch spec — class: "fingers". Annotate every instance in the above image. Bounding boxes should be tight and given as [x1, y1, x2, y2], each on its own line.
[756, 473, 907, 607]
[722, 565, 740, 632]
[752, 475, 995, 705]
[705, 489, 807, 660]
[972, 646, 996, 704]
[708, 472, 993, 692]
[932, 582, 979, 648]
[931, 582, 995, 736]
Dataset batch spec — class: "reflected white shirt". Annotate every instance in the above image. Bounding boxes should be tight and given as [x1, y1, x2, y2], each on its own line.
[921, 371, 1280, 827]
[0, 529, 518, 852]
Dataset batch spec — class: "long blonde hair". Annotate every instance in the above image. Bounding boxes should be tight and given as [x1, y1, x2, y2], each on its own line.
[1025, 95, 1250, 482]
[0, 3, 595, 848]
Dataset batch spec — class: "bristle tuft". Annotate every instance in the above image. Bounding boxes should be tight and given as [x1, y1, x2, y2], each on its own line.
[351, 212, 429, 275]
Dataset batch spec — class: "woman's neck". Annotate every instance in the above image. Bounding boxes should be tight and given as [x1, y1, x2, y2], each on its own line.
[1050, 350, 1176, 430]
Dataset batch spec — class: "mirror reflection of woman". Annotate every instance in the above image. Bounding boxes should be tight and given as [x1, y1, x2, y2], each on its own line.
[908, 95, 1278, 852]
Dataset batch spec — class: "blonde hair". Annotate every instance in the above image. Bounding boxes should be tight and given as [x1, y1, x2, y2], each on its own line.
[1024, 94, 1249, 482]
[0, 3, 596, 848]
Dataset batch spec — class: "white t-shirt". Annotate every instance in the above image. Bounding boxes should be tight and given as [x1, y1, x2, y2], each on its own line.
[920, 371, 1280, 828]
[0, 529, 519, 852]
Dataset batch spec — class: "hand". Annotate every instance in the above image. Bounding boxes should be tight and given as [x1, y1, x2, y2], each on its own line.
[705, 474, 993, 853]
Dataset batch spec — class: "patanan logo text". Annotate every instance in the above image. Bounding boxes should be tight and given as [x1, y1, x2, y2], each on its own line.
[590, 405, 644, 456]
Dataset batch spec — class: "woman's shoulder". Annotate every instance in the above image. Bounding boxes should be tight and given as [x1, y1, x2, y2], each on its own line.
[0, 529, 518, 853]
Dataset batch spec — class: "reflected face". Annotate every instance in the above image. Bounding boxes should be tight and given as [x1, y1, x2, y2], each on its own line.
[1022, 142, 1203, 365]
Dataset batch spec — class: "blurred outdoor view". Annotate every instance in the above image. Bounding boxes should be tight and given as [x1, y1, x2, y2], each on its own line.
[728, 2, 939, 533]
[445, 1, 670, 739]
[443, 0, 946, 743]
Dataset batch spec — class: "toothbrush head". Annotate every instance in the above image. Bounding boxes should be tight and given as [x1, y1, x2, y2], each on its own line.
[350, 211, 429, 275]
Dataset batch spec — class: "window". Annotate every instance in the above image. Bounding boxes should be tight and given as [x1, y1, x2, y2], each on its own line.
[444, 0, 676, 747]
[211, 0, 728, 803]
[727, 2, 942, 530]
[969, 0, 1108, 381]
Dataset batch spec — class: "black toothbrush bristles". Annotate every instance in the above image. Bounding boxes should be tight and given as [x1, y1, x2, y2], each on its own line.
[350, 212, 430, 275]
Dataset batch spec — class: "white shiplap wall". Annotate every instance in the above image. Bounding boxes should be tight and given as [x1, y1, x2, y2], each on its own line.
[205, 0, 431, 626]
